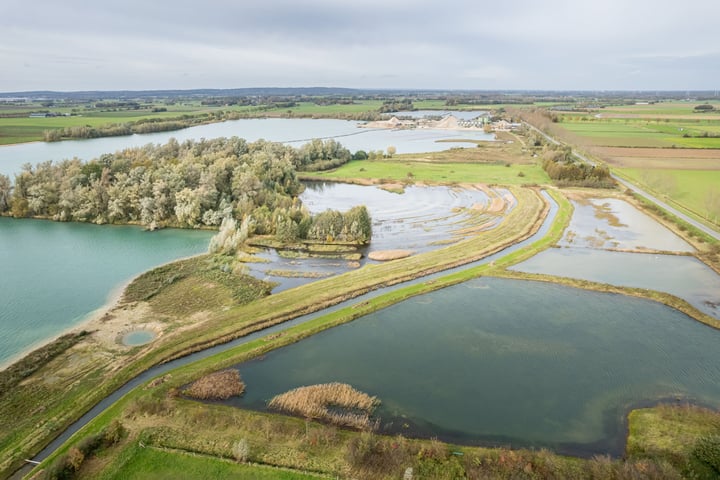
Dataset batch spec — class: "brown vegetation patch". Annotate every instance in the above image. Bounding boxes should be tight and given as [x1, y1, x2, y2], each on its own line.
[184, 369, 245, 400]
[378, 183, 405, 194]
[596, 146, 720, 170]
[268, 383, 379, 429]
[368, 250, 414, 261]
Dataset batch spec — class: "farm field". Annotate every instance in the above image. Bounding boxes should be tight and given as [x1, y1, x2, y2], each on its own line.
[0, 101, 263, 145]
[598, 146, 720, 170]
[558, 118, 720, 148]
[616, 168, 720, 225]
[544, 101, 720, 229]
[598, 100, 720, 117]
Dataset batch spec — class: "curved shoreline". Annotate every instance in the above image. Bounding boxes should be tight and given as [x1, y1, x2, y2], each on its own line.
[7, 185, 720, 478]
[29, 188, 720, 473]
[0, 251, 208, 372]
[2, 187, 546, 477]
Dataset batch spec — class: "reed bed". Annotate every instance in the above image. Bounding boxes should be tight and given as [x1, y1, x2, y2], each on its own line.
[184, 369, 245, 400]
[268, 383, 379, 430]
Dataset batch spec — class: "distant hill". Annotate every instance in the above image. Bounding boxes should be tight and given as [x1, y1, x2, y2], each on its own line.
[0, 87, 370, 100]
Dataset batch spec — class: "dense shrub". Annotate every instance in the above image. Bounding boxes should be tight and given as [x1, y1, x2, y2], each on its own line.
[693, 435, 720, 473]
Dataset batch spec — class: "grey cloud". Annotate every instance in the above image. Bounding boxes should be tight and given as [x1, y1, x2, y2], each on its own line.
[2, 0, 719, 91]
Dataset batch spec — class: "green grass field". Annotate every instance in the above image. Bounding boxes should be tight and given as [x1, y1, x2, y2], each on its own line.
[600, 100, 720, 116]
[309, 159, 549, 185]
[0, 99, 383, 144]
[558, 118, 720, 148]
[0, 109, 210, 145]
[98, 444, 325, 480]
[617, 168, 720, 225]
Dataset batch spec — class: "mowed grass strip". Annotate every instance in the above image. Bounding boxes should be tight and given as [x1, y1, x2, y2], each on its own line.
[98, 444, 327, 480]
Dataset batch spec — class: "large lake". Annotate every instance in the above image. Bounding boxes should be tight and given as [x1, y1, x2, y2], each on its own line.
[0, 116, 493, 177]
[0, 218, 212, 366]
[230, 277, 720, 456]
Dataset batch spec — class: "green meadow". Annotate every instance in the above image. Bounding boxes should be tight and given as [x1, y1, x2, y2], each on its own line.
[617, 168, 720, 225]
[308, 159, 550, 185]
[558, 117, 720, 148]
[98, 444, 326, 480]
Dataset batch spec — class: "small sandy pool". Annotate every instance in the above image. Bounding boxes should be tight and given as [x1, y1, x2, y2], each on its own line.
[121, 330, 156, 346]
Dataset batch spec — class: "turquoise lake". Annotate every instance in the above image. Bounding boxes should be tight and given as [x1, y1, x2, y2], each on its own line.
[0, 217, 212, 366]
[230, 277, 720, 455]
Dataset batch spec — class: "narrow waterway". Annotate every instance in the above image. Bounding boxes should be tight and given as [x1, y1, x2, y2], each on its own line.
[24, 191, 558, 472]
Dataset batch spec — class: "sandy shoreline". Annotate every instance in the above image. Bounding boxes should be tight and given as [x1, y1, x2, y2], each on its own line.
[0, 251, 208, 372]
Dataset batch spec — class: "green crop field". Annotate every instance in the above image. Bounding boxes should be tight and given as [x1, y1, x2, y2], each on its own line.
[600, 101, 720, 116]
[558, 118, 720, 148]
[617, 168, 720, 225]
[309, 159, 549, 185]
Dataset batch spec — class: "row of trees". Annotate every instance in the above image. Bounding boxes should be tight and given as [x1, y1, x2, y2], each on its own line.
[42, 111, 249, 142]
[0, 136, 372, 245]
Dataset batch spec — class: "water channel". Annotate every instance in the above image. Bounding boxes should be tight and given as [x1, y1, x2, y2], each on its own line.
[26, 191, 558, 468]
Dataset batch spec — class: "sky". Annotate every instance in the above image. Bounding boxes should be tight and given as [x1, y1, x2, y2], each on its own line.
[2, 0, 719, 92]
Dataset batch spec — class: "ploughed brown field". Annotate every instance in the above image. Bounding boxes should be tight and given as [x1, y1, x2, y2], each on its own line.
[596, 146, 720, 170]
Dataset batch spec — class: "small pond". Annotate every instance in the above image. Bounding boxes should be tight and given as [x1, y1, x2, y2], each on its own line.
[226, 277, 720, 456]
[121, 330, 156, 346]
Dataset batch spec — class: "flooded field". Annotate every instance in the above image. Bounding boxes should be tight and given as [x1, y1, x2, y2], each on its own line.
[244, 182, 515, 292]
[513, 196, 720, 318]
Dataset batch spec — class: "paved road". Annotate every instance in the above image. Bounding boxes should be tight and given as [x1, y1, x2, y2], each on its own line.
[522, 121, 720, 241]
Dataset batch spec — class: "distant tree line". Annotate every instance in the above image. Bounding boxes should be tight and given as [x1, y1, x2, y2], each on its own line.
[378, 99, 413, 113]
[42, 111, 249, 142]
[0, 137, 372, 245]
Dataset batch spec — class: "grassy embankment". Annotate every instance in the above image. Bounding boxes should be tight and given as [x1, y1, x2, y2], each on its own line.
[35, 187, 720, 479]
[1, 181, 546, 477]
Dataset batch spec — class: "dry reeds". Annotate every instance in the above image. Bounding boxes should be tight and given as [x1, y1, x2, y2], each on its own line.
[268, 382, 379, 430]
[184, 369, 245, 400]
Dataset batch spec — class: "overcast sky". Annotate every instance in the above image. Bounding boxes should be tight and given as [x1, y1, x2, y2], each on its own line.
[2, 0, 718, 92]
